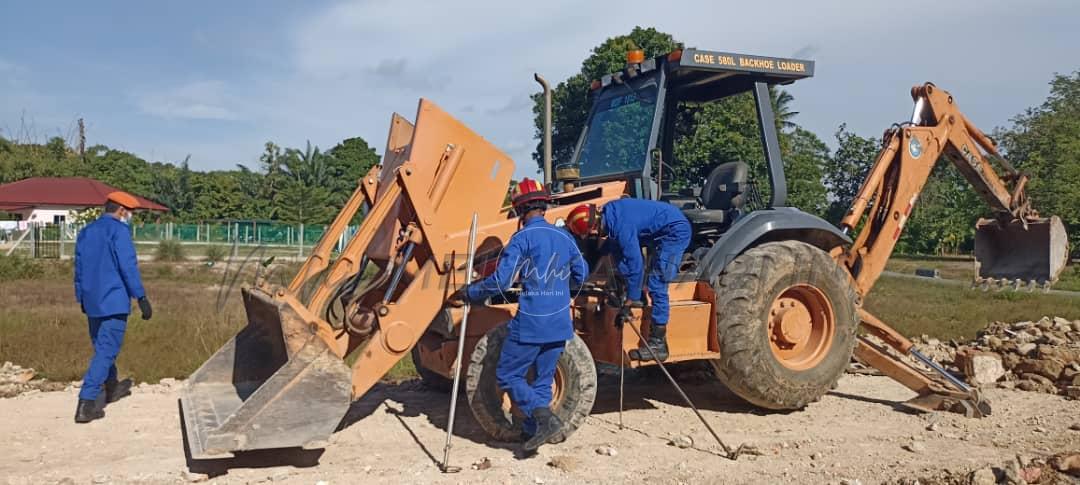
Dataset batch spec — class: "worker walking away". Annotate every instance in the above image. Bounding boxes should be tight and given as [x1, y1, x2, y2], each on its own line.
[453, 178, 588, 453]
[567, 199, 690, 362]
[73, 191, 153, 423]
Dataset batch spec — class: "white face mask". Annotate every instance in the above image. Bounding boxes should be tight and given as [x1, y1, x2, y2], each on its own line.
[121, 211, 133, 225]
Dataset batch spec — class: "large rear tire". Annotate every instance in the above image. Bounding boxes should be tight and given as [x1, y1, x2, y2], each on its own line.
[710, 241, 858, 410]
[465, 325, 597, 442]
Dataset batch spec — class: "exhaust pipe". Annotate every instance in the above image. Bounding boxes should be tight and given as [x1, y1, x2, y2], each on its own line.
[534, 73, 552, 189]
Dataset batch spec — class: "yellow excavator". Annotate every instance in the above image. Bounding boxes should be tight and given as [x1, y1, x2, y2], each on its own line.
[179, 48, 1067, 458]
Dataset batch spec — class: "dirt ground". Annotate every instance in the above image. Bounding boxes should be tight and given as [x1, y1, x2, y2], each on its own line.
[1, 373, 1078, 485]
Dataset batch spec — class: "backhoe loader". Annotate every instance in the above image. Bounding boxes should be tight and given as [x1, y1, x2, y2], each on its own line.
[180, 48, 1068, 459]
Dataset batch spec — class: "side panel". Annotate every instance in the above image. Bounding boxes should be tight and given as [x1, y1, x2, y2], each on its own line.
[696, 208, 851, 279]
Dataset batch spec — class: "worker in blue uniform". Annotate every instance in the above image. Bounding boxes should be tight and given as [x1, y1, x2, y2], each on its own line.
[567, 198, 691, 362]
[453, 178, 588, 453]
[73, 191, 153, 423]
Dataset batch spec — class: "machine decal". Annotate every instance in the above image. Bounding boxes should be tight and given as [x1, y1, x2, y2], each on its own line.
[908, 136, 923, 159]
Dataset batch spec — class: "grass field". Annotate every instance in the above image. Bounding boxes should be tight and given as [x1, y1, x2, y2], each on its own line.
[1, 256, 1078, 384]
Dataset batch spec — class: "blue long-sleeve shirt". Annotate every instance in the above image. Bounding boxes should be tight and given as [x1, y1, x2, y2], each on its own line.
[600, 199, 691, 301]
[465, 215, 588, 343]
[74, 214, 146, 317]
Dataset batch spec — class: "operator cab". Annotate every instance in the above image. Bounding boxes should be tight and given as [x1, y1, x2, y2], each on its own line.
[560, 48, 814, 246]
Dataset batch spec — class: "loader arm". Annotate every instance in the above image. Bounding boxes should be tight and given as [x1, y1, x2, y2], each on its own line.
[180, 100, 519, 458]
[833, 83, 1067, 417]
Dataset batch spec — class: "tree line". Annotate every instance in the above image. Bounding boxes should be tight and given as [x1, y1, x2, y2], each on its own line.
[2, 26, 1077, 255]
[0, 134, 379, 226]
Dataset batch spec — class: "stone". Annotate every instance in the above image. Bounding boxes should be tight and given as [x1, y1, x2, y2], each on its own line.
[839, 479, 863, 485]
[1013, 321, 1034, 330]
[1037, 316, 1052, 330]
[1001, 353, 1021, 370]
[968, 467, 996, 485]
[1053, 316, 1071, 329]
[159, 377, 178, 387]
[1042, 333, 1067, 346]
[987, 336, 1004, 350]
[1020, 466, 1042, 483]
[1017, 379, 1056, 393]
[1038, 346, 1080, 364]
[1053, 453, 1080, 475]
[669, 435, 693, 449]
[595, 446, 618, 457]
[1065, 386, 1080, 398]
[955, 350, 1005, 385]
[1016, 343, 1038, 356]
[471, 457, 492, 470]
[547, 455, 580, 472]
[902, 441, 926, 453]
[1070, 422, 1080, 431]
[183, 471, 209, 483]
[1015, 358, 1065, 380]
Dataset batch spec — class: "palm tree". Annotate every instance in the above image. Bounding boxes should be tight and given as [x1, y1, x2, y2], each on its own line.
[772, 89, 799, 131]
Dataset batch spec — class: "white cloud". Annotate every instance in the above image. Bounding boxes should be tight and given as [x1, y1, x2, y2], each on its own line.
[134, 80, 242, 121]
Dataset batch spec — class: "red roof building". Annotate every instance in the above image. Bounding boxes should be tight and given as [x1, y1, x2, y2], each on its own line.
[0, 177, 168, 225]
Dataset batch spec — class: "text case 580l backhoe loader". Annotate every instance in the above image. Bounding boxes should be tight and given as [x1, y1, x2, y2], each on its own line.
[179, 48, 1068, 458]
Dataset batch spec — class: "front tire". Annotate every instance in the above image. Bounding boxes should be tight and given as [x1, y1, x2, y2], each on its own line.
[710, 241, 858, 410]
[465, 325, 597, 442]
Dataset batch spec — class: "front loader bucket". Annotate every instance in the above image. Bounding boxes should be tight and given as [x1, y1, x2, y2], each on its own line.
[974, 216, 1069, 285]
[180, 287, 351, 459]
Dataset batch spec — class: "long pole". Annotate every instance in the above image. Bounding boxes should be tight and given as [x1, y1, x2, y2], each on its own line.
[441, 212, 479, 473]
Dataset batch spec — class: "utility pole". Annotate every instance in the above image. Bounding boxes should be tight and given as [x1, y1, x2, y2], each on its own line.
[77, 118, 86, 159]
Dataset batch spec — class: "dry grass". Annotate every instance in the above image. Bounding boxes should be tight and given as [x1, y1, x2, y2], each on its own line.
[885, 255, 1080, 291]
[3, 257, 1079, 384]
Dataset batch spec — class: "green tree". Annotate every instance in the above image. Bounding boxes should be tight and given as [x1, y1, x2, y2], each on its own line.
[998, 71, 1080, 246]
[782, 128, 828, 216]
[324, 137, 380, 205]
[824, 124, 879, 223]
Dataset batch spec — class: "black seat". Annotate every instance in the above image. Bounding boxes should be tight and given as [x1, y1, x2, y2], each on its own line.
[700, 162, 749, 211]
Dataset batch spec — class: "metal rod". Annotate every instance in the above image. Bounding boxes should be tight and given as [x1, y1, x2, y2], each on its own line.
[441, 212, 479, 473]
[619, 343, 625, 430]
[624, 321, 737, 459]
[534, 74, 553, 189]
[910, 349, 971, 393]
[382, 240, 416, 304]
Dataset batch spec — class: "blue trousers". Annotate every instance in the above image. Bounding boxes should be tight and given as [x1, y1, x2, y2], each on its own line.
[79, 315, 128, 401]
[496, 337, 565, 436]
[646, 221, 691, 324]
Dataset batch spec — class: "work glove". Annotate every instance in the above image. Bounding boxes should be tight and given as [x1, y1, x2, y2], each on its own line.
[446, 288, 468, 308]
[138, 297, 153, 320]
[615, 300, 643, 327]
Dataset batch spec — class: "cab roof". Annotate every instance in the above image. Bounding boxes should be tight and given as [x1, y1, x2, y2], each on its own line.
[668, 48, 814, 102]
[594, 48, 815, 103]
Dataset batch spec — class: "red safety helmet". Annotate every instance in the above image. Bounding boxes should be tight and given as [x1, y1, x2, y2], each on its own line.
[566, 203, 597, 237]
[510, 178, 551, 209]
[106, 191, 140, 210]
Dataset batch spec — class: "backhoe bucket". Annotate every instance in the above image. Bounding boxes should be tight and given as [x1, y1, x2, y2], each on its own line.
[180, 287, 351, 459]
[974, 216, 1069, 285]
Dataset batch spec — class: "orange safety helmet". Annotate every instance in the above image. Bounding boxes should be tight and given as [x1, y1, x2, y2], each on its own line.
[566, 203, 597, 237]
[106, 191, 140, 210]
[510, 177, 551, 209]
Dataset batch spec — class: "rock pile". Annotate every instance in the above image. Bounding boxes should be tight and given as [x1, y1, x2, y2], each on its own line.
[910, 316, 1080, 398]
[0, 361, 60, 398]
[886, 452, 1080, 484]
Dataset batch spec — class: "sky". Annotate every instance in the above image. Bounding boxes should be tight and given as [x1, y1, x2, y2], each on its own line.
[1, 1, 1077, 181]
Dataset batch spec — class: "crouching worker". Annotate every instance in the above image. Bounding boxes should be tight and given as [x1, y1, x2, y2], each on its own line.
[73, 191, 153, 423]
[567, 199, 690, 362]
[453, 178, 588, 453]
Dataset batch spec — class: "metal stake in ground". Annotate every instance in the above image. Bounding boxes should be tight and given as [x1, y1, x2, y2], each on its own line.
[624, 320, 745, 460]
[440, 213, 479, 473]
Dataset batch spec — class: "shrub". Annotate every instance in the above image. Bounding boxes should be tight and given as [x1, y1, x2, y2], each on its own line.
[155, 240, 186, 262]
[0, 254, 43, 281]
[204, 245, 226, 264]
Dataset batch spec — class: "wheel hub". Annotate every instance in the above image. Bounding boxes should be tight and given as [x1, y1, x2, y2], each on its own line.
[767, 284, 835, 370]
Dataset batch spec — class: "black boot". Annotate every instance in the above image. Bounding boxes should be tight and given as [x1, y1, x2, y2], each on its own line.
[522, 407, 563, 452]
[629, 323, 669, 362]
[104, 378, 132, 403]
[74, 399, 104, 423]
